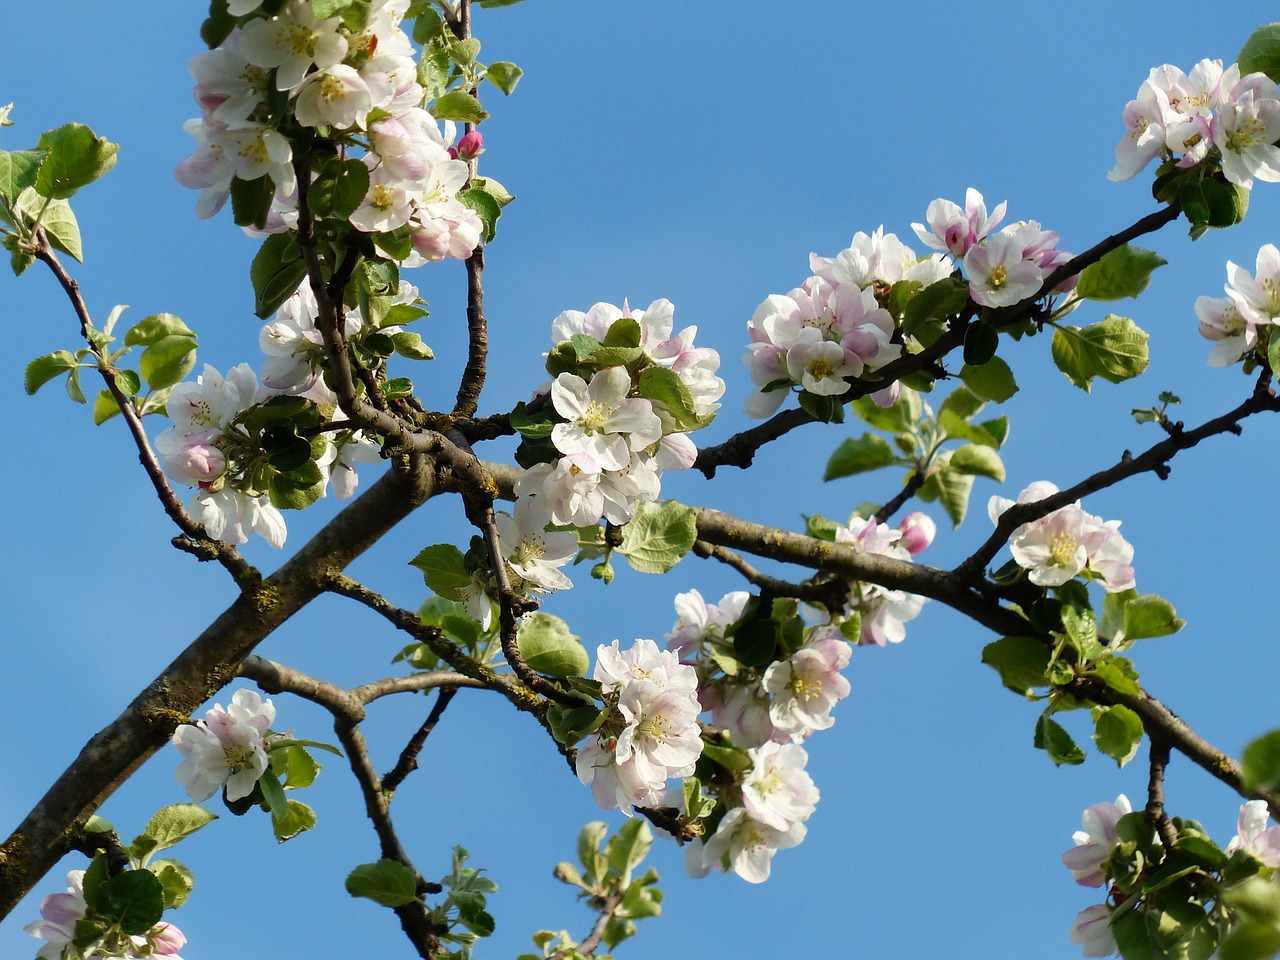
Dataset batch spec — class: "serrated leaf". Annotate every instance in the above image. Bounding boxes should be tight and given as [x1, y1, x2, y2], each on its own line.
[1122, 594, 1185, 641]
[25, 350, 78, 394]
[638, 366, 713, 432]
[1240, 24, 1280, 84]
[1076, 244, 1167, 301]
[605, 819, 652, 883]
[391, 330, 434, 360]
[1093, 704, 1144, 767]
[126, 313, 196, 346]
[272, 799, 317, 842]
[486, 60, 524, 95]
[97, 870, 165, 935]
[40, 197, 82, 261]
[1034, 714, 1086, 765]
[824, 433, 897, 480]
[981, 635, 1051, 695]
[959, 356, 1018, 403]
[517, 611, 589, 678]
[410, 543, 471, 601]
[619, 500, 697, 573]
[129, 804, 218, 864]
[902, 275, 970, 335]
[947, 443, 1005, 481]
[149, 859, 194, 910]
[1243, 731, 1280, 793]
[251, 233, 308, 320]
[308, 157, 369, 220]
[1051, 315, 1150, 391]
[139, 335, 197, 391]
[925, 462, 974, 527]
[345, 859, 420, 907]
[433, 90, 488, 123]
[0, 148, 47, 200]
[33, 123, 118, 199]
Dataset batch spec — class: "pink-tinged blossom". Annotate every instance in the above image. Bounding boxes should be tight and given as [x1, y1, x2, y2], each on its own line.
[189, 38, 270, 127]
[1214, 90, 1280, 189]
[452, 130, 484, 160]
[666, 589, 750, 658]
[964, 231, 1045, 308]
[1226, 243, 1280, 326]
[192, 488, 288, 548]
[835, 515, 927, 645]
[1195, 294, 1256, 366]
[703, 681, 777, 748]
[577, 640, 703, 814]
[897, 512, 937, 555]
[1226, 800, 1280, 867]
[1069, 904, 1117, 958]
[742, 742, 820, 831]
[172, 689, 276, 802]
[785, 327, 862, 395]
[26, 869, 189, 959]
[1109, 78, 1172, 182]
[990, 483, 1136, 593]
[762, 635, 852, 740]
[912, 188, 1007, 258]
[688, 807, 807, 884]
[293, 64, 373, 129]
[25, 869, 86, 960]
[551, 368, 663, 471]
[1061, 794, 1131, 887]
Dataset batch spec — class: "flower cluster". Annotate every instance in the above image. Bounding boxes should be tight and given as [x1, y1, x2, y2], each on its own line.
[1109, 59, 1280, 189]
[835, 513, 931, 646]
[176, 0, 482, 263]
[26, 870, 186, 960]
[989, 482, 1136, 593]
[912, 188, 1076, 308]
[172, 688, 276, 803]
[1196, 243, 1280, 366]
[744, 228, 933, 417]
[686, 742, 819, 884]
[575, 639, 704, 814]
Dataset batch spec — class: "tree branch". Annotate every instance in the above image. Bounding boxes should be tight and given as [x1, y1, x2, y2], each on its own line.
[381, 687, 459, 795]
[453, 243, 487, 416]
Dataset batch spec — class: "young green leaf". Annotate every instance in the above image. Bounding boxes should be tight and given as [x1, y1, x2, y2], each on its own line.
[823, 433, 897, 480]
[619, 500, 698, 573]
[1075, 244, 1167, 301]
[345, 859, 420, 907]
[516, 611, 589, 678]
[1050, 315, 1150, 391]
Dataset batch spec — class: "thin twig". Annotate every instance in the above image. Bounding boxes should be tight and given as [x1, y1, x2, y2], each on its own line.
[32, 234, 257, 585]
[692, 540, 851, 609]
[382, 687, 459, 794]
[874, 469, 926, 524]
[549, 888, 626, 960]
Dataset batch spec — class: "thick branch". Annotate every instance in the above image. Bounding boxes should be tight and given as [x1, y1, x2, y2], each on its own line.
[1145, 738, 1178, 850]
[453, 244, 487, 416]
[0, 458, 439, 917]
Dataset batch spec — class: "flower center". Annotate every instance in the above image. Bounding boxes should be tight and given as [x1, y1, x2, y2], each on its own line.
[1226, 116, 1267, 151]
[788, 673, 822, 702]
[577, 400, 613, 435]
[988, 264, 1008, 289]
[1048, 533, 1079, 568]
[808, 358, 834, 379]
[224, 743, 255, 773]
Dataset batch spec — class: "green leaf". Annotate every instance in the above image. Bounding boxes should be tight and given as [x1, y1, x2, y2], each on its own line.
[1239, 24, 1280, 84]
[278, 743, 321, 789]
[959, 356, 1018, 403]
[1242, 731, 1280, 793]
[577, 821, 609, 883]
[126, 313, 196, 346]
[605, 819, 652, 883]
[0, 148, 47, 200]
[345, 859, 420, 907]
[1122, 594, 1186, 641]
[312, 0, 353, 16]
[149, 859, 194, 909]
[1112, 907, 1165, 960]
[410, 544, 471, 600]
[1181, 177, 1248, 229]
[40, 197, 82, 261]
[1076, 244, 1167, 301]
[1051, 315, 1150, 391]
[486, 61, 524, 95]
[798, 389, 845, 423]
[919, 462, 973, 527]
[733, 618, 779, 668]
[619, 500, 698, 573]
[937, 409, 1004, 448]
[638, 366, 713, 432]
[517, 611, 589, 678]
[947, 443, 1005, 481]
[139, 335, 198, 391]
[1093, 704, 1144, 767]
[258, 768, 289, 821]
[1034, 714, 1086, 765]
[823, 433, 897, 480]
[25, 350, 78, 394]
[901, 275, 969, 335]
[963, 320, 999, 366]
[129, 804, 218, 863]
[97, 870, 165, 935]
[266, 469, 326, 510]
[230, 173, 275, 229]
[272, 799, 317, 843]
[460, 185, 502, 243]
[433, 90, 488, 123]
[391, 331, 434, 361]
[1089, 657, 1142, 697]
[92, 387, 122, 425]
[201, 0, 238, 48]
[981, 635, 1051, 695]
[33, 123, 118, 199]
[251, 233, 308, 320]
[308, 157, 370, 220]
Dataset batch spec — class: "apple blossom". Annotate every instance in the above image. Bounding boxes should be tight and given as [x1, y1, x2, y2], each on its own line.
[172, 688, 276, 803]
[551, 368, 663, 471]
[238, 3, 348, 92]
[1069, 904, 1117, 958]
[688, 807, 806, 884]
[1195, 294, 1256, 366]
[762, 634, 852, 740]
[912, 188, 1007, 258]
[741, 742, 820, 831]
[964, 230, 1045, 308]
[1226, 243, 1280, 326]
[495, 501, 578, 593]
[1061, 794, 1131, 887]
[1226, 800, 1280, 867]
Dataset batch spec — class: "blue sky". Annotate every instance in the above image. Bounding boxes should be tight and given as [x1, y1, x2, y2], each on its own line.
[3, 2, 1280, 958]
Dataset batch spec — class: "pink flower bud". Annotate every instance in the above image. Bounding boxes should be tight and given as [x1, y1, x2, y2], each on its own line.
[151, 922, 187, 957]
[453, 130, 484, 161]
[897, 512, 936, 555]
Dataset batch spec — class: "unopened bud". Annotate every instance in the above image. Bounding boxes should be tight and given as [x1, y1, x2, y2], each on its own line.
[452, 130, 484, 161]
[897, 511, 936, 555]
